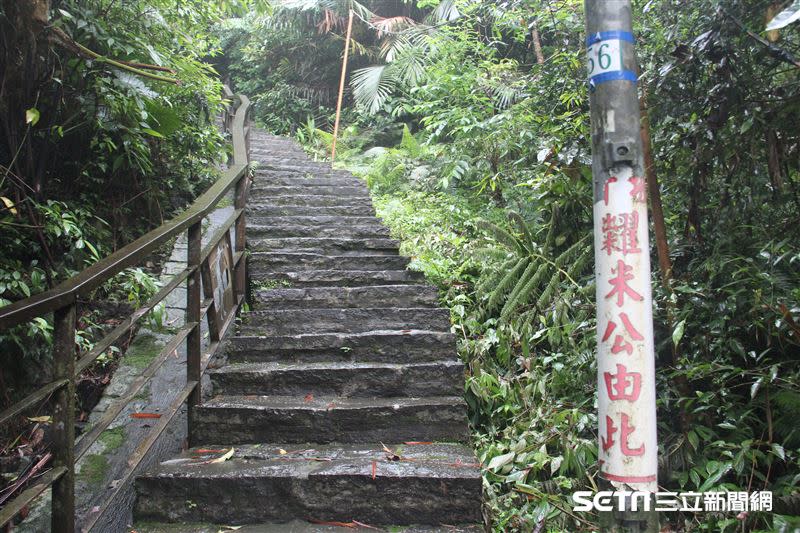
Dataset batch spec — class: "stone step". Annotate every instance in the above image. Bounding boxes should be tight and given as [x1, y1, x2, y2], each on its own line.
[225, 330, 457, 364]
[135, 443, 481, 526]
[133, 521, 484, 532]
[189, 395, 469, 444]
[247, 204, 376, 217]
[248, 224, 391, 239]
[248, 237, 399, 255]
[251, 285, 440, 310]
[253, 165, 355, 175]
[249, 252, 409, 273]
[238, 308, 451, 335]
[246, 215, 382, 227]
[251, 151, 309, 160]
[255, 163, 349, 174]
[251, 269, 424, 288]
[251, 185, 369, 198]
[253, 175, 364, 187]
[252, 195, 373, 207]
[209, 360, 463, 397]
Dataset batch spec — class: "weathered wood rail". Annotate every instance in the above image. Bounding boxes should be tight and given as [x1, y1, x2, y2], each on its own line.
[0, 87, 252, 532]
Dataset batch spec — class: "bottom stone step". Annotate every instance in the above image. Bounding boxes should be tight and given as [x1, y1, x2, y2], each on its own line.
[135, 443, 482, 526]
[133, 521, 484, 532]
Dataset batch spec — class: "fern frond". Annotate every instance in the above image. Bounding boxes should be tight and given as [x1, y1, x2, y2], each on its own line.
[508, 211, 536, 255]
[535, 273, 561, 312]
[486, 257, 528, 312]
[477, 220, 523, 254]
[501, 261, 546, 320]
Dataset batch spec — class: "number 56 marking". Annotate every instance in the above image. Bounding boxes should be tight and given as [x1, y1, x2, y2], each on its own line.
[587, 39, 624, 79]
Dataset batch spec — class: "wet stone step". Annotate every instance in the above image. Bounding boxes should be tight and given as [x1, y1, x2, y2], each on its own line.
[209, 360, 464, 397]
[251, 285, 440, 310]
[189, 395, 470, 445]
[133, 521, 484, 532]
[224, 330, 457, 364]
[237, 307, 451, 335]
[134, 443, 481, 526]
[252, 176, 364, 187]
[247, 204, 376, 217]
[251, 185, 369, 197]
[252, 195, 374, 207]
[252, 269, 424, 288]
[248, 223, 390, 239]
[246, 215, 383, 227]
[248, 236, 399, 253]
[248, 252, 409, 273]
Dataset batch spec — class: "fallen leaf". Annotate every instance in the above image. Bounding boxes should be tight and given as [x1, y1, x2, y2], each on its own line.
[403, 441, 433, 445]
[278, 449, 288, 455]
[308, 520, 357, 528]
[380, 442, 401, 461]
[27, 416, 52, 423]
[371, 460, 377, 480]
[400, 329, 411, 334]
[209, 448, 235, 464]
[304, 393, 314, 403]
[1, 197, 17, 215]
[131, 413, 161, 419]
[189, 448, 235, 466]
[352, 521, 380, 530]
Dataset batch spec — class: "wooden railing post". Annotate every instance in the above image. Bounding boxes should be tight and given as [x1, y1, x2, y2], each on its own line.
[234, 175, 248, 300]
[51, 304, 76, 533]
[186, 222, 202, 428]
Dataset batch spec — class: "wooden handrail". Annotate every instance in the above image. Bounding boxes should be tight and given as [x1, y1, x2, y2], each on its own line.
[0, 87, 252, 532]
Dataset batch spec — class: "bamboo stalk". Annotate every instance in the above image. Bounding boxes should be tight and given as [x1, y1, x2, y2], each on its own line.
[331, 10, 354, 164]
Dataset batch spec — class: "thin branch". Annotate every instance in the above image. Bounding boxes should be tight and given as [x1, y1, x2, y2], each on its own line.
[48, 26, 181, 84]
[719, 6, 800, 68]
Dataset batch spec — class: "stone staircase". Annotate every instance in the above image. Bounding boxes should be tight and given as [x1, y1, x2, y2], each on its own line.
[133, 131, 483, 531]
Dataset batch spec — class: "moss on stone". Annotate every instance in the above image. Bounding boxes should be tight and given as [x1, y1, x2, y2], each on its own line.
[122, 333, 164, 370]
[98, 426, 126, 452]
[79, 454, 109, 485]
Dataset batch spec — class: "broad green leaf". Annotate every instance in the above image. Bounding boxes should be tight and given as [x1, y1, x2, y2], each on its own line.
[771, 443, 786, 461]
[672, 319, 686, 347]
[143, 128, 166, 138]
[766, 0, 800, 31]
[486, 451, 515, 471]
[25, 108, 40, 126]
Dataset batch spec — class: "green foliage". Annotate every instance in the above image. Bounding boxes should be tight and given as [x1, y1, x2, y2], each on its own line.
[0, 0, 233, 401]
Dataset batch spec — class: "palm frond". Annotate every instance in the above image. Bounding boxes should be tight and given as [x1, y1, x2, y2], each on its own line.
[370, 16, 416, 38]
[350, 64, 397, 114]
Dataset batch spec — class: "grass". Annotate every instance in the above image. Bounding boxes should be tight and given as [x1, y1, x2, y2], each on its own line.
[122, 333, 164, 370]
[78, 454, 109, 486]
[98, 426, 126, 452]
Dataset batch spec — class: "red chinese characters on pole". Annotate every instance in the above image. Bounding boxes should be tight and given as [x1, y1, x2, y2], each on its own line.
[606, 259, 643, 307]
[602, 413, 645, 457]
[603, 363, 642, 401]
[601, 212, 641, 256]
[593, 170, 657, 488]
[628, 176, 646, 203]
[602, 312, 644, 355]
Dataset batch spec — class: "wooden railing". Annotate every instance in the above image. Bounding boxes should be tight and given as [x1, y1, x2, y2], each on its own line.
[0, 88, 252, 532]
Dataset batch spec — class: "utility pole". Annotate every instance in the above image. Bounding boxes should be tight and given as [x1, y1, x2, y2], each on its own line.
[331, 10, 354, 164]
[584, 2, 659, 531]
